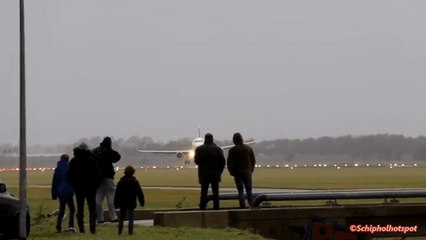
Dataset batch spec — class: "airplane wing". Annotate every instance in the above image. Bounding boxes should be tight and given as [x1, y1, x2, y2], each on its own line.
[28, 153, 62, 157]
[220, 140, 257, 150]
[137, 148, 194, 160]
[137, 149, 192, 154]
[0, 153, 62, 157]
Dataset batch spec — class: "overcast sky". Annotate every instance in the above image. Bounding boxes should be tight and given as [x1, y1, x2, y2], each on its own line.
[1, 0, 426, 145]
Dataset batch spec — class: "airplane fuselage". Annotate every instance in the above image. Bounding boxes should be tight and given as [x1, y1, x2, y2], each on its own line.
[188, 137, 204, 160]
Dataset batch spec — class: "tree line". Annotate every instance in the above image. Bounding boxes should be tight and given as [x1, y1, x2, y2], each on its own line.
[1, 134, 426, 162]
[255, 134, 426, 162]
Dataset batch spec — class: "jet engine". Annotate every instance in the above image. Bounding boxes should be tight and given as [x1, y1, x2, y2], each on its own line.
[176, 152, 184, 159]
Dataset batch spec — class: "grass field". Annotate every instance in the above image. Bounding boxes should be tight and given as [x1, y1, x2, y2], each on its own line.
[3, 167, 426, 211]
[28, 224, 266, 240]
[1, 167, 426, 239]
[4, 166, 426, 188]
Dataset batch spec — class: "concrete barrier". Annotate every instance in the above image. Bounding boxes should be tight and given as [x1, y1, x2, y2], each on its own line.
[103, 208, 199, 221]
[154, 204, 426, 239]
[154, 209, 229, 229]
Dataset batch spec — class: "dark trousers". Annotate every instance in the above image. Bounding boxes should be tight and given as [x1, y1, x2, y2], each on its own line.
[199, 181, 219, 210]
[234, 177, 253, 208]
[56, 197, 75, 231]
[118, 208, 135, 235]
[75, 190, 97, 234]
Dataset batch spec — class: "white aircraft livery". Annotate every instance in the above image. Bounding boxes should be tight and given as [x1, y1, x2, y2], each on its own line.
[137, 128, 255, 164]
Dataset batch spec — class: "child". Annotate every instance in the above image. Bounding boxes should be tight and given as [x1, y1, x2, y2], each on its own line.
[114, 165, 145, 235]
[51, 154, 75, 233]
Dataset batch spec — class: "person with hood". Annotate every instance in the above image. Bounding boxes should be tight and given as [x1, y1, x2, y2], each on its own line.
[51, 154, 75, 233]
[114, 165, 145, 235]
[194, 133, 225, 210]
[92, 137, 121, 223]
[227, 132, 256, 208]
[68, 143, 101, 234]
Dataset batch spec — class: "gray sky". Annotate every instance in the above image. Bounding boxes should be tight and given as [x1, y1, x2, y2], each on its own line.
[1, 0, 426, 145]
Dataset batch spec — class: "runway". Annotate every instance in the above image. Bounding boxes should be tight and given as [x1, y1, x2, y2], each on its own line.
[24, 185, 312, 196]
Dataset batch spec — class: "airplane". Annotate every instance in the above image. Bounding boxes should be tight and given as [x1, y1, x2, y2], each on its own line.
[137, 128, 256, 165]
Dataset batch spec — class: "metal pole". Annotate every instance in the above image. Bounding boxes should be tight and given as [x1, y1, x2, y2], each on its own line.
[19, 0, 28, 238]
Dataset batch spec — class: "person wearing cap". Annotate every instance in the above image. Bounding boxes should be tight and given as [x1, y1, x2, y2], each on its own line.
[227, 132, 256, 208]
[92, 137, 121, 223]
[194, 133, 225, 210]
[68, 143, 102, 234]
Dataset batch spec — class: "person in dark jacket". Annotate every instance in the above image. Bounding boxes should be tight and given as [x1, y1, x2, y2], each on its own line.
[92, 137, 121, 223]
[227, 132, 256, 208]
[114, 165, 145, 235]
[51, 154, 75, 233]
[194, 133, 225, 210]
[68, 143, 101, 234]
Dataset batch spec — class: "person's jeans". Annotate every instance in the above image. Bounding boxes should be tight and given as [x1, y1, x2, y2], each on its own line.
[118, 208, 135, 235]
[56, 197, 75, 231]
[199, 181, 219, 210]
[234, 177, 253, 208]
[75, 190, 97, 234]
[96, 178, 117, 222]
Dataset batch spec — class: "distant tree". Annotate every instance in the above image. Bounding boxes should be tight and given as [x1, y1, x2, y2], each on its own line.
[125, 135, 141, 148]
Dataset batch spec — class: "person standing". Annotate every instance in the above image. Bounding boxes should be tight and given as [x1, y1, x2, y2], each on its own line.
[227, 132, 256, 208]
[194, 133, 225, 210]
[92, 137, 121, 223]
[51, 154, 75, 233]
[68, 143, 101, 234]
[114, 165, 145, 235]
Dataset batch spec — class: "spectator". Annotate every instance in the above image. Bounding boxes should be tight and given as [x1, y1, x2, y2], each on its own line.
[51, 154, 75, 233]
[92, 137, 121, 223]
[114, 165, 145, 235]
[227, 132, 256, 208]
[68, 143, 101, 234]
[194, 133, 225, 210]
